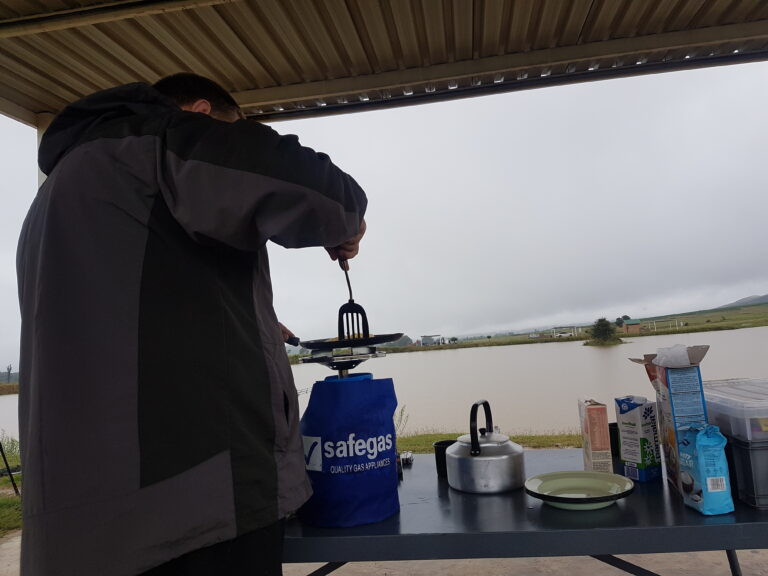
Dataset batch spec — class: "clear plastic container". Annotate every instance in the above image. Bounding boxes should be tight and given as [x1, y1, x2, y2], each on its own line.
[704, 379, 768, 442]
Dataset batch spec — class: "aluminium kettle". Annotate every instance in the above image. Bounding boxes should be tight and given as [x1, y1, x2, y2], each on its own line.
[445, 400, 525, 494]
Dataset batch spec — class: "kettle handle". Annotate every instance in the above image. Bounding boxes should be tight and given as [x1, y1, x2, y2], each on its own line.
[469, 400, 493, 456]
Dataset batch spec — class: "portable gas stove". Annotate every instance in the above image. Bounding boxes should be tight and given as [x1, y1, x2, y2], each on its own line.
[299, 259, 402, 377]
[300, 333, 403, 377]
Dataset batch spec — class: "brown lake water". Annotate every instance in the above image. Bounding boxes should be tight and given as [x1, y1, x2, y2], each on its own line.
[293, 326, 768, 435]
[0, 326, 766, 439]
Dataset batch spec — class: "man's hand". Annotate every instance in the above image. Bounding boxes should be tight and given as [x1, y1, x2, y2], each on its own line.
[325, 219, 366, 270]
[279, 322, 299, 346]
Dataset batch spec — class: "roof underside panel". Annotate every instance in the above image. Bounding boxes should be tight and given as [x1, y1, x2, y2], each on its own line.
[1, 0, 768, 126]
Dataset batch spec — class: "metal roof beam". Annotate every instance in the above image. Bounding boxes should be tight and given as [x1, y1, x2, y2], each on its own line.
[0, 95, 37, 127]
[0, 0, 236, 39]
[234, 19, 768, 108]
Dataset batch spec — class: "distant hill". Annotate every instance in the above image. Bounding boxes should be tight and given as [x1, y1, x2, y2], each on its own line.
[718, 294, 768, 309]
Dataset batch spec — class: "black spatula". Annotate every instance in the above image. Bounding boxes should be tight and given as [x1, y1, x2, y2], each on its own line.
[337, 259, 369, 341]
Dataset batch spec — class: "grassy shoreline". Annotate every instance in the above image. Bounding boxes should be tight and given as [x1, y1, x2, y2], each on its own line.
[0, 433, 21, 536]
[397, 432, 581, 453]
[0, 384, 18, 397]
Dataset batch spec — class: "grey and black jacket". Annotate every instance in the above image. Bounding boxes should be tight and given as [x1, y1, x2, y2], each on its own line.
[16, 83, 367, 576]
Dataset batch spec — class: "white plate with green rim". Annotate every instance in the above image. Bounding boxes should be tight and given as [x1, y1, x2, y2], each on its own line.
[524, 471, 635, 511]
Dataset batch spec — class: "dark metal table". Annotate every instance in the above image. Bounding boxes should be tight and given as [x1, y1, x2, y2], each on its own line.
[284, 450, 768, 574]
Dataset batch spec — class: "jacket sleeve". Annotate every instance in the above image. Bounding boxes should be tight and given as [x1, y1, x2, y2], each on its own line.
[157, 113, 367, 251]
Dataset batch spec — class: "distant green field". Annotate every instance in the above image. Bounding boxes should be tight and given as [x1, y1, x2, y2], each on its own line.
[640, 302, 768, 334]
[370, 303, 768, 352]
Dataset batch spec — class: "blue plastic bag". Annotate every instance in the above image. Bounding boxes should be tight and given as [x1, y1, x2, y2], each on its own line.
[678, 425, 734, 515]
[299, 373, 399, 527]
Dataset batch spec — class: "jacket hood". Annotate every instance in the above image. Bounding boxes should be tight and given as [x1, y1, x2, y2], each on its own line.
[39, 83, 176, 176]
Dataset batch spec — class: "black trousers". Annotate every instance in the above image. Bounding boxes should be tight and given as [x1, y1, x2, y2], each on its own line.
[141, 520, 285, 576]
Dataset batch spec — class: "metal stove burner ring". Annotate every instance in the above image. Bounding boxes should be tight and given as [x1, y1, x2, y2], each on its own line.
[299, 345, 386, 372]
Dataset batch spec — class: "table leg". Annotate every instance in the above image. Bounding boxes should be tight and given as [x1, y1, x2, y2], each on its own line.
[304, 562, 347, 576]
[726, 550, 742, 576]
[591, 555, 662, 576]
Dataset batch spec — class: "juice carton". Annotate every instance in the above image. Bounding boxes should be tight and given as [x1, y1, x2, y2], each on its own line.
[614, 396, 661, 482]
[630, 344, 710, 495]
[578, 398, 612, 473]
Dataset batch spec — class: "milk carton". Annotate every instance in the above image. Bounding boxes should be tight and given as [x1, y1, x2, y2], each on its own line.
[614, 396, 661, 482]
[578, 398, 612, 473]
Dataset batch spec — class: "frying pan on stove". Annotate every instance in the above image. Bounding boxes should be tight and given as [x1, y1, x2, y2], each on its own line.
[301, 333, 404, 351]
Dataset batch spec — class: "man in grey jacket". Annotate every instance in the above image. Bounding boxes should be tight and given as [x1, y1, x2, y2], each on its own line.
[17, 73, 368, 576]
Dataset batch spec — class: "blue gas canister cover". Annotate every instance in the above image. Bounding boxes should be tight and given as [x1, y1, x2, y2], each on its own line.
[299, 373, 399, 527]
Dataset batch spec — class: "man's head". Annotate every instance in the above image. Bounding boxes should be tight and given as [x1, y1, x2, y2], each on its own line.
[153, 73, 244, 122]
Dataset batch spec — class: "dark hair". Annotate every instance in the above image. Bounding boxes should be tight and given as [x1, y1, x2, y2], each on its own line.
[153, 73, 239, 115]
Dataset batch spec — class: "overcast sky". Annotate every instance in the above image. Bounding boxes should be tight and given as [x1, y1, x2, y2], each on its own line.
[2, 61, 768, 366]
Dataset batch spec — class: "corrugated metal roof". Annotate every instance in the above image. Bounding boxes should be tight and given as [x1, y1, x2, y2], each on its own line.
[2, 0, 768, 127]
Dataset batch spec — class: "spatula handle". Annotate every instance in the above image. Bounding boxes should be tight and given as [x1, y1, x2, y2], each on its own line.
[339, 259, 353, 301]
